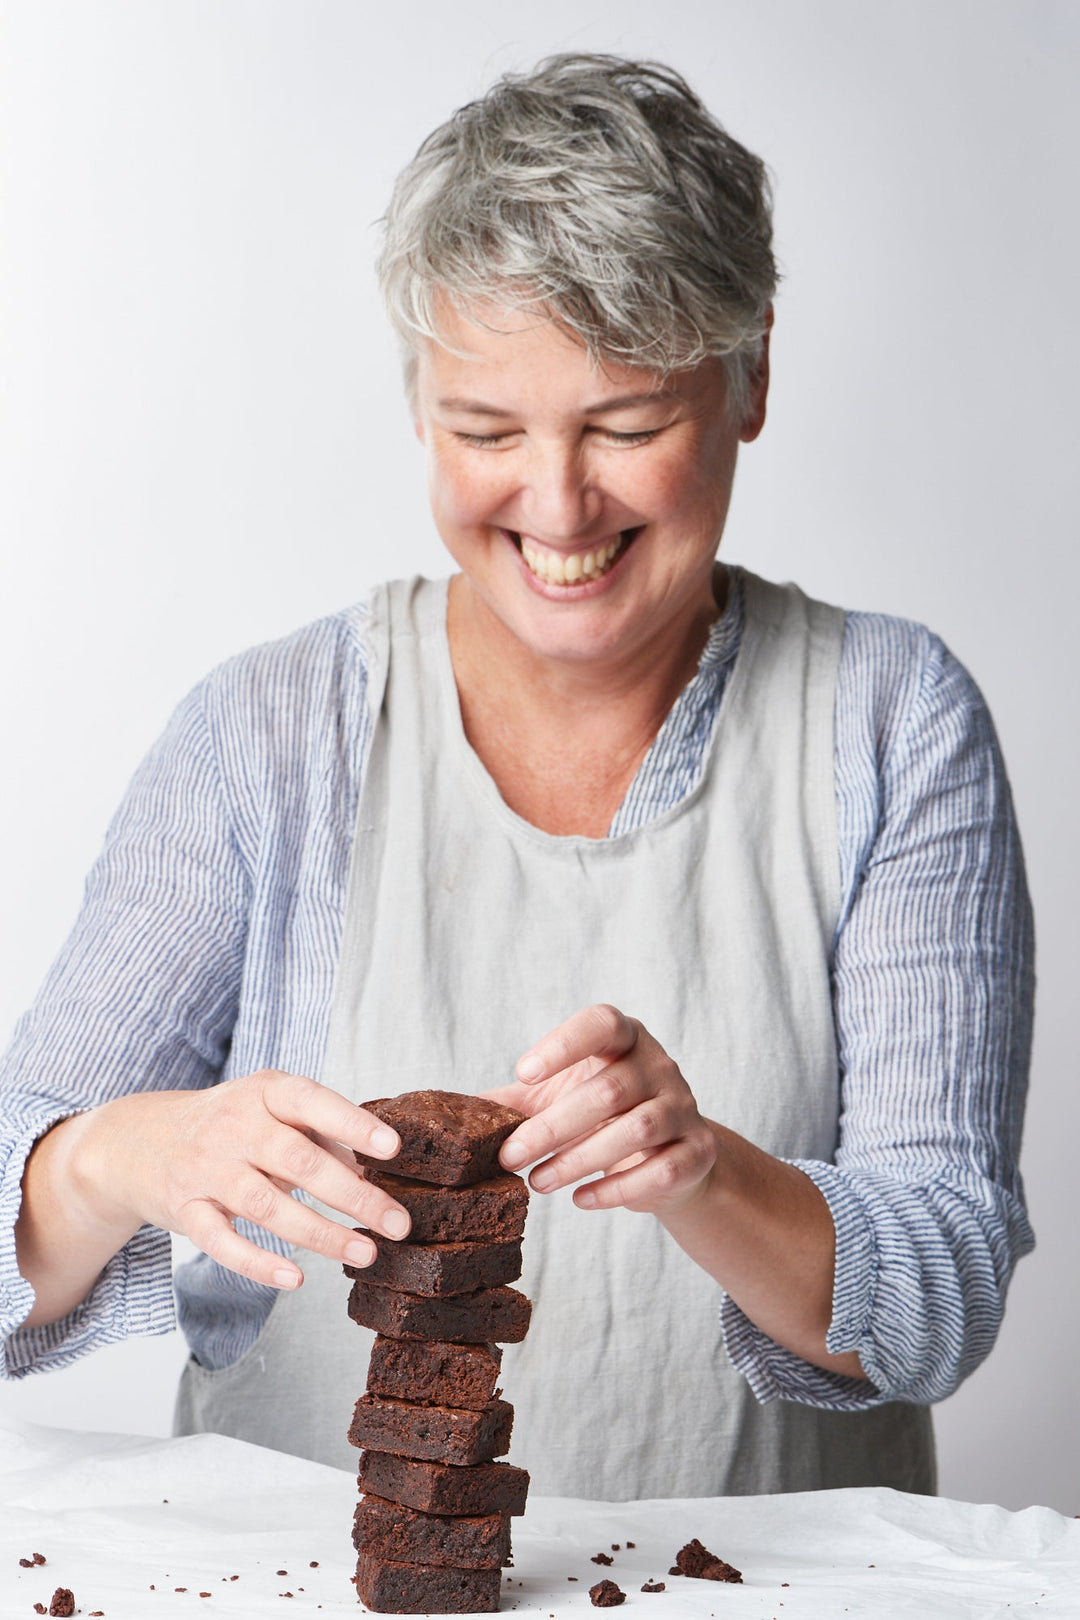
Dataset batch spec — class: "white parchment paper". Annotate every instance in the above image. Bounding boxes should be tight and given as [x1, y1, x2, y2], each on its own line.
[1, 1420, 1077, 1618]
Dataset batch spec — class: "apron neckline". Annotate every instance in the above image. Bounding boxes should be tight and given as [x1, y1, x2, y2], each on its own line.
[419, 574, 760, 852]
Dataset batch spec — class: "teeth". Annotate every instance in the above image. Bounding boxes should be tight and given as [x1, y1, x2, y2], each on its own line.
[520, 534, 630, 586]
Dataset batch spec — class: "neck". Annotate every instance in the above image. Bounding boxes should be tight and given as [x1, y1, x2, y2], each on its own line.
[447, 566, 725, 732]
[444, 569, 726, 837]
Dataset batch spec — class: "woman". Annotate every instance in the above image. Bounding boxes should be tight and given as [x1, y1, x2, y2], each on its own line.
[1, 54, 1033, 1499]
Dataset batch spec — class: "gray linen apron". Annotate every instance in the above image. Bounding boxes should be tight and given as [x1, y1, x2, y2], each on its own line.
[176, 570, 935, 1498]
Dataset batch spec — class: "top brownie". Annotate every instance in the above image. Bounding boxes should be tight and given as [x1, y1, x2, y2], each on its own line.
[356, 1091, 525, 1186]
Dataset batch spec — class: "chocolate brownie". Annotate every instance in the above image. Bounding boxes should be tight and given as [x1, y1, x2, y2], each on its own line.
[348, 1277, 532, 1343]
[348, 1392, 513, 1465]
[669, 1538, 742, 1582]
[355, 1451, 530, 1517]
[355, 1091, 524, 1186]
[354, 1553, 500, 1614]
[349, 1235, 523, 1296]
[353, 1494, 511, 1568]
[359, 1168, 529, 1243]
[366, 1335, 503, 1410]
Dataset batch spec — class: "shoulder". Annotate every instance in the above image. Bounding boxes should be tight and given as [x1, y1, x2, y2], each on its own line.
[165, 593, 387, 831]
[836, 607, 995, 781]
[197, 595, 379, 721]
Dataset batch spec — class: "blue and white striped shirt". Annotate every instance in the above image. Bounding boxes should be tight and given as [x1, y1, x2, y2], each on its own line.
[0, 569, 1035, 1410]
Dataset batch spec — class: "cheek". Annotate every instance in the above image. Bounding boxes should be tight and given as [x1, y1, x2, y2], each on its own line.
[428, 450, 505, 528]
[634, 456, 711, 525]
[650, 435, 739, 530]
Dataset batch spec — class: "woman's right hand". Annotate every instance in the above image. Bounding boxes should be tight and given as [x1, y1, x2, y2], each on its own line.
[18, 1072, 410, 1323]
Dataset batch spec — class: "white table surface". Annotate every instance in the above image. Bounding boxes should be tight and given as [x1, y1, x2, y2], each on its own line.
[1, 1420, 1077, 1618]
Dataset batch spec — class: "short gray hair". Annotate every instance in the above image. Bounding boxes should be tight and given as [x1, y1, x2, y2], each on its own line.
[378, 53, 777, 422]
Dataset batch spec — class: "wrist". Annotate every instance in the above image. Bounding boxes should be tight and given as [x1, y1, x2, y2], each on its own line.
[62, 1101, 145, 1240]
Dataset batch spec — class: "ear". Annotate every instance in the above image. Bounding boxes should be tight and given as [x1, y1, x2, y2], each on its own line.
[739, 304, 773, 444]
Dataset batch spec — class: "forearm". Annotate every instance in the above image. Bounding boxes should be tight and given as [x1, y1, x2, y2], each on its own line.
[659, 1119, 870, 1384]
[15, 1107, 144, 1328]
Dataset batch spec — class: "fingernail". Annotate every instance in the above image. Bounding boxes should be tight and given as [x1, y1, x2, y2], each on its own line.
[501, 1140, 527, 1169]
[345, 1239, 375, 1266]
[371, 1126, 399, 1156]
[576, 1188, 598, 1209]
[530, 1165, 555, 1191]
[517, 1055, 543, 1081]
[273, 1268, 301, 1289]
[383, 1209, 410, 1240]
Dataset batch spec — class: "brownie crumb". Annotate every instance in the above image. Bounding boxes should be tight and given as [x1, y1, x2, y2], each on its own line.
[611, 1543, 620, 1551]
[48, 1592, 75, 1618]
[670, 1539, 742, 1583]
[19, 1558, 34, 1567]
[590, 1578, 626, 1607]
[591, 1552, 614, 1565]
[309, 1561, 319, 1568]
[90, 1612, 105, 1617]
[200, 1592, 212, 1598]
[642, 1581, 666, 1592]
[276, 1570, 288, 1576]
[33, 1554, 47, 1566]
[33, 1606, 46, 1615]
[626, 1542, 635, 1549]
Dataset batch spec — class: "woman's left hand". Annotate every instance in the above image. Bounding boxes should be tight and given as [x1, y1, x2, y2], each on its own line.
[488, 1003, 718, 1215]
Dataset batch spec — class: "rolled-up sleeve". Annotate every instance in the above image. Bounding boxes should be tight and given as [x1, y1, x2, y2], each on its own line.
[0, 682, 250, 1376]
[722, 617, 1035, 1409]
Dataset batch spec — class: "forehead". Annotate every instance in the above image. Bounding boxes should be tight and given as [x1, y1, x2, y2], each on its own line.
[414, 296, 714, 414]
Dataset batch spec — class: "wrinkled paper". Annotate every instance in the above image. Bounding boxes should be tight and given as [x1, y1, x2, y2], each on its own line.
[1, 1419, 1077, 1618]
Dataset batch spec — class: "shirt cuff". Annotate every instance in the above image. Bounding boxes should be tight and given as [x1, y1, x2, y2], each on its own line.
[1, 1112, 177, 1379]
[719, 1158, 889, 1412]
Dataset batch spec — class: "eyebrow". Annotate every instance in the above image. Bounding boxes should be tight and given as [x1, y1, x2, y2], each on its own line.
[436, 391, 676, 416]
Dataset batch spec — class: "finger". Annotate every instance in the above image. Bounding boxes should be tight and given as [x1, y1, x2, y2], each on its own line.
[571, 1134, 716, 1213]
[310, 1132, 363, 1171]
[515, 1004, 637, 1084]
[258, 1123, 410, 1239]
[259, 1072, 400, 1159]
[179, 1200, 307, 1290]
[187, 1173, 382, 1269]
[502, 1049, 664, 1171]
[526, 1095, 678, 1192]
[478, 1081, 533, 1112]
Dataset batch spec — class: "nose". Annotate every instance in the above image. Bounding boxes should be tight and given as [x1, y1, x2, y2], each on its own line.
[517, 438, 602, 540]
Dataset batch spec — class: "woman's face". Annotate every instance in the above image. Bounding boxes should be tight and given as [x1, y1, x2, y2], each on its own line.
[413, 300, 768, 676]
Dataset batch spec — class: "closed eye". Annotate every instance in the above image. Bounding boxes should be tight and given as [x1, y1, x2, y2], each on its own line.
[454, 428, 660, 448]
[454, 431, 513, 447]
[601, 429, 659, 445]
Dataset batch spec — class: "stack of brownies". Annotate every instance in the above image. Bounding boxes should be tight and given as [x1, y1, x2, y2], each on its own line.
[345, 1090, 533, 1614]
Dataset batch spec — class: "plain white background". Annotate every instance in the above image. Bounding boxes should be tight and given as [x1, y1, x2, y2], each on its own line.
[0, 1, 1076, 1512]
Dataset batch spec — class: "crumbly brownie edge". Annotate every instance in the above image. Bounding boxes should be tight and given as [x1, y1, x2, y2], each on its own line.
[355, 1451, 530, 1517]
[348, 1277, 532, 1344]
[353, 1495, 511, 1568]
[354, 1553, 501, 1615]
[347, 1393, 514, 1466]
[358, 1168, 529, 1243]
[366, 1336, 503, 1411]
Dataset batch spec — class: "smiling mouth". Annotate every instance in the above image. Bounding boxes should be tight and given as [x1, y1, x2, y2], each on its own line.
[514, 529, 639, 586]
